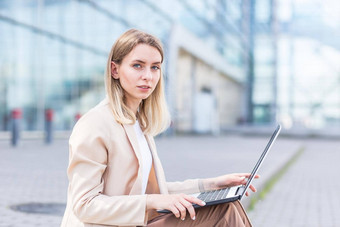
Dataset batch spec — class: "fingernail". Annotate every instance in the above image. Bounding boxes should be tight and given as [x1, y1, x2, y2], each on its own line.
[192, 216, 196, 220]
[181, 217, 185, 221]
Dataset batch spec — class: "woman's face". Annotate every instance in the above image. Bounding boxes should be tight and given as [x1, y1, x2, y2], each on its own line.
[112, 44, 162, 112]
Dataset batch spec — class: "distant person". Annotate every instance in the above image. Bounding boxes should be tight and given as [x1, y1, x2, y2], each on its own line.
[61, 29, 257, 227]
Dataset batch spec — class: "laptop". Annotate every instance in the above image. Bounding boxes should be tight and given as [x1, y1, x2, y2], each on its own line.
[158, 124, 281, 213]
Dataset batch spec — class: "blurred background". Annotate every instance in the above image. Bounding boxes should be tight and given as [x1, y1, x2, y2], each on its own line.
[1, 0, 340, 138]
[1, 1, 340, 226]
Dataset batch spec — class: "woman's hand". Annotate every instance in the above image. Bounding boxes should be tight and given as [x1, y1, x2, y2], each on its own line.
[146, 194, 206, 221]
[202, 173, 260, 196]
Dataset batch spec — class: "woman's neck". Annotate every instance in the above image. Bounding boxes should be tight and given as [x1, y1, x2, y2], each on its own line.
[126, 100, 141, 116]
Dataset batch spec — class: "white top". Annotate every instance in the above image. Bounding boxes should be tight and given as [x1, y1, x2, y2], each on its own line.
[133, 120, 152, 194]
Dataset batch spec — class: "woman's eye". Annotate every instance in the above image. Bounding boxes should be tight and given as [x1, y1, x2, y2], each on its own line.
[152, 65, 160, 70]
[133, 64, 142, 68]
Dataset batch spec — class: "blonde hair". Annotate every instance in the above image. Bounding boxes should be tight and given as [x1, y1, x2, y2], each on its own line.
[105, 29, 170, 136]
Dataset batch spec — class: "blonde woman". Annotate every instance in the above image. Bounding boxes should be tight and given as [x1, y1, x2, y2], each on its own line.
[61, 29, 256, 227]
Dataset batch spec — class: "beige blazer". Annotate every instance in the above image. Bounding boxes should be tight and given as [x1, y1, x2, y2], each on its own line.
[61, 99, 201, 227]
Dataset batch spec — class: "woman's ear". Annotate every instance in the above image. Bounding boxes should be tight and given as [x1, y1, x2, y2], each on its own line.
[111, 61, 119, 79]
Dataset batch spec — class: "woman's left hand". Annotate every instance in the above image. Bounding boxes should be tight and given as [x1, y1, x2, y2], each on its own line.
[202, 173, 260, 196]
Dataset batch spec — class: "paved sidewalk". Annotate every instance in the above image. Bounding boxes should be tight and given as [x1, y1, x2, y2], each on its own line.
[1, 133, 303, 226]
[0, 140, 68, 227]
[248, 139, 340, 227]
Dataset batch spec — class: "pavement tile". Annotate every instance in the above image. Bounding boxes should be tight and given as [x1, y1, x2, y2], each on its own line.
[248, 139, 340, 227]
[0, 134, 305, 226]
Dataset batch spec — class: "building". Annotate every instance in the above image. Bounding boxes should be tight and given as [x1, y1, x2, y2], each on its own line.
[1, 0, 340, 135]
[0, 0, 252, 134]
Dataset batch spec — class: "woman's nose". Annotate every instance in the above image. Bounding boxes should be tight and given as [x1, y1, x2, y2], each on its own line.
[142, 69, 152, 80]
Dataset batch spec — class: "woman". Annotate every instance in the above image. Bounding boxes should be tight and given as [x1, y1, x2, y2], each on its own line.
[61, 29, 256, 227]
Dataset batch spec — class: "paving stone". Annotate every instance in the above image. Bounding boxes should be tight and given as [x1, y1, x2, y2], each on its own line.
[248, 139, 340, 226]
[0, 134, 306, 226]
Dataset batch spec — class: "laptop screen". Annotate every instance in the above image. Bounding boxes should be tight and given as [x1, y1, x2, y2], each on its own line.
[240, 124, 281, 199]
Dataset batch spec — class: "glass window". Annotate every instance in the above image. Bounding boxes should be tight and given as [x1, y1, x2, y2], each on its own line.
[255, 0, 271, 23]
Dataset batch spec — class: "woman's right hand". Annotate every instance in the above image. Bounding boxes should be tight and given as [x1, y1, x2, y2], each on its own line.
[146, 194, 206, 221]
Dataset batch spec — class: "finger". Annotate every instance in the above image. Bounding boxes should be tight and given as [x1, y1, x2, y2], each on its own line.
[236, 173, 251, 177]
[249, 184, 257, 192]
[237, 173, 260, 179]
[175, 202, 187, 220]
[181, 198, 197, 220]
[170, 206, 180, 218]
[187, 196, 206, 207]
[240, 176, 247, 184]
[234, 174, 249, 183]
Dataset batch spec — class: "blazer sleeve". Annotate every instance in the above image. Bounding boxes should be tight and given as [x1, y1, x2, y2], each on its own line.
[166, 179, 202, 194]
[67, 113, 148, 226]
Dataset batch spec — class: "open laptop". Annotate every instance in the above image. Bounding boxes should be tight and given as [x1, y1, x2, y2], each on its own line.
[158, 124, 281, 213]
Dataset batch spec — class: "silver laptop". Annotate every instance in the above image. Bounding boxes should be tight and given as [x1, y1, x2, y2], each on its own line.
[158, 124, 281, 213]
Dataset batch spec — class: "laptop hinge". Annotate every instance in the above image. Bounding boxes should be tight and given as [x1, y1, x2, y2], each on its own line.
[236, 186, 245, 197]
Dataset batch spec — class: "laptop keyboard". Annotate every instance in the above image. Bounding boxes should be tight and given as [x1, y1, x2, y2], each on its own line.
[197, 188, 230, 202]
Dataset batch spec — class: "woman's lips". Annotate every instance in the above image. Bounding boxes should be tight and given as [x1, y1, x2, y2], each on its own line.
[137, 85, 151, 91]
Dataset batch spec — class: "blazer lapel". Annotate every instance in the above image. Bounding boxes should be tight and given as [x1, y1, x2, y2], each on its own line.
[122, 124, 143, 195]
[122, 123, 169, 195]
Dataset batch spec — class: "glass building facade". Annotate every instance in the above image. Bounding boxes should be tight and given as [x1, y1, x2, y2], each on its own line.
[1, 0, 340, 133]
[0, 0, 249, 132]
[250, 0, 340, 128]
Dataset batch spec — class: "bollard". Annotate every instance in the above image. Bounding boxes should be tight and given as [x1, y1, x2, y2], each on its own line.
[11, 108, 22, 146]
[75, 113, 81, 123]
[45, 109, 54, 144]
